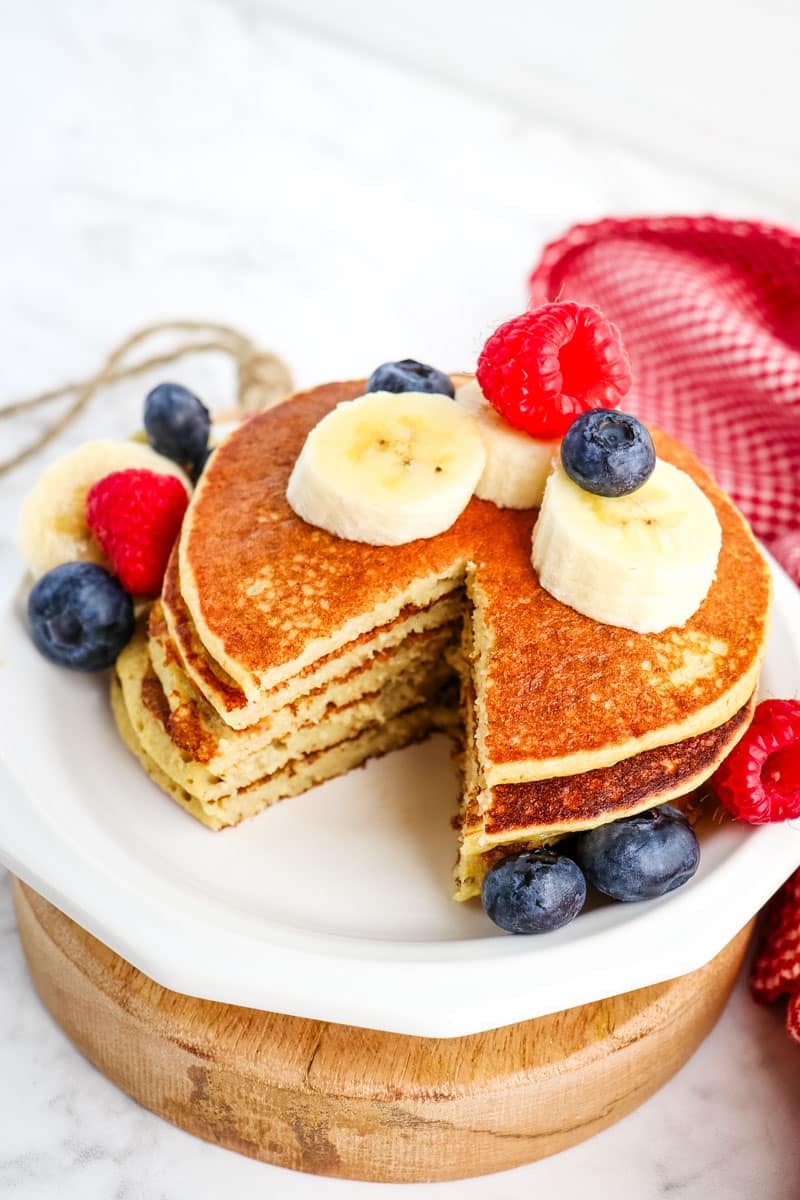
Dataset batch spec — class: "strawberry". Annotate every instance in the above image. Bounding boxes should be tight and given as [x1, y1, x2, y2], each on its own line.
[86, 469, 189, 597]
[476, 302, 632, 438]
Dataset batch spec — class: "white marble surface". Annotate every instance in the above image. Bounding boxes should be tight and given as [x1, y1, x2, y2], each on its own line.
[1, 2, 800, 1196]
[267, 0, 800, 204]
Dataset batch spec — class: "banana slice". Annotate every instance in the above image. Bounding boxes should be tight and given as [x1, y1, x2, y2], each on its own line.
[286, 391, 486, 545]
[532, 459, 722, 633]
[456, 379, 559, 509]
[18, 440, 191, 578]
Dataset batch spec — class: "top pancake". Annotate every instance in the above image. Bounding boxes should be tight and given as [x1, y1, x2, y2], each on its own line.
[160, 550, 464, 728]
[177, 380, 771, 781]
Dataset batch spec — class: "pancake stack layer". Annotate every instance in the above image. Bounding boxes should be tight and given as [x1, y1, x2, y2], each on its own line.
[113, 381, 772, 899]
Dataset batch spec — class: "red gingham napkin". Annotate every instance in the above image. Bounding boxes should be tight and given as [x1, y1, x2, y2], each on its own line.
[529, 214, 800, 1041]
[529, 215, 800, 581]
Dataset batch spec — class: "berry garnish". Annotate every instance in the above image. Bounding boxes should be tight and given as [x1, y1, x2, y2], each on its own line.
[28, 562, 134, 671]
[476, 302, 632, 438]
[750, 869, 800, 1004]
[710, 699, 800, 824]
[366, 359, 455, 398]
[192, 444, 215, 482]
[561, 409, 655, 497]
[787, 993, 800, 1044]
[86, 469, 189, 597]
[572, 805, 699, 902]
[144, 382, 211, 469]
[481, 848, 586, 934]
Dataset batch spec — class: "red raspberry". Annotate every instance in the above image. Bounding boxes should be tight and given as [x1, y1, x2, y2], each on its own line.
[787, 991, 800, 1043]
[86, 469, 189, 598]
[710, 699, 800, 824]
[748, 698, 800, 730]
[750, 868, 800, 1004]
[476, 302, 632, 438]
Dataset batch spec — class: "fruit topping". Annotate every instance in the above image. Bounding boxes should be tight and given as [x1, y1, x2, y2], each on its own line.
[286, 392, 485, 546]
[571, 805, 700, 903]
[531, 458, 721, 633]
[710, 699, 800, 824]
[456, 379, 559, 509]
[750, 869, 800, 1004]
[28, 562, 134, 671]
[366, 359, 455, 398]
[86, 469, 189, 597]
[481, 848, 586, 934]
[561, 409, 655, 497]
[192, 445, 215, 481]
[144, 382, 211, 470]
[17, 440, 190, 579]
[476, 302, 632, 439]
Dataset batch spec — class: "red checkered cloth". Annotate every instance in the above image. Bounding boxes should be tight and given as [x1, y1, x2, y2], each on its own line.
[529, 214, 800, 1041]
[529, 215, 800, 581]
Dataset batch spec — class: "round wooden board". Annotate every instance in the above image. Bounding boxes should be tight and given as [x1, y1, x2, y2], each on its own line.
[13, 878, 752, 1183]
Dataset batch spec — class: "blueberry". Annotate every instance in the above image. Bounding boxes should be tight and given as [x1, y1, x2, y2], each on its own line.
[572, 805, 700, 903]
[481, 848, 586, 934]
[561, 409, 655, 497]
[28, 562, 134, 671]
[144, 382, 211, 468]
[366, 359, 454, 398]
[191, 444, 215, 482]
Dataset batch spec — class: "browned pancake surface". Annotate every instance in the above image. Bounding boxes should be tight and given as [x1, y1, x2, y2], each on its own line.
[483, 695, 754, 836]
[183, 382, 484, 675]
[180, 381, 770, 766]
[161, 547, 462, 717]
[476, 437, 769, 768]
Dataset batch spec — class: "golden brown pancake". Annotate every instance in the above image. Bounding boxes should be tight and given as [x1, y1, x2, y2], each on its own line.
[110, 378, 771, 901]
[113, 619, 753, 894]
[177, 381, 771, 783]
[147, 600, 459, 772]
[160, 553, 464, 728]
[117, 622, 457, 796]
[112, 660, 459, 831]
[455, 693, 756, 899]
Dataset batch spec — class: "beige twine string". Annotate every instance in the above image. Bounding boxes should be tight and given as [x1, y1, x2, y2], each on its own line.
[0, 320, 294, 478]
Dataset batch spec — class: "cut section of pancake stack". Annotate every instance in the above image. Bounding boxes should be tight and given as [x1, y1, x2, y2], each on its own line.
[113, 589, 462, 831]
[112, 379, 772, 899]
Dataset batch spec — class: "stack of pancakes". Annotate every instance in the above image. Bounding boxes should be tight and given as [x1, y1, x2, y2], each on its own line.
[112, 381, 772, 899]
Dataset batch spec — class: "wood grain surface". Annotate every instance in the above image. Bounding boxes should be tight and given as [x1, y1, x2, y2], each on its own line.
[12, 879, 752, 1183]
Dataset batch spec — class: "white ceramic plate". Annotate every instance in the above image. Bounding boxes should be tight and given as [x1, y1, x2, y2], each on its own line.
[1, 551, 800, 1038]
